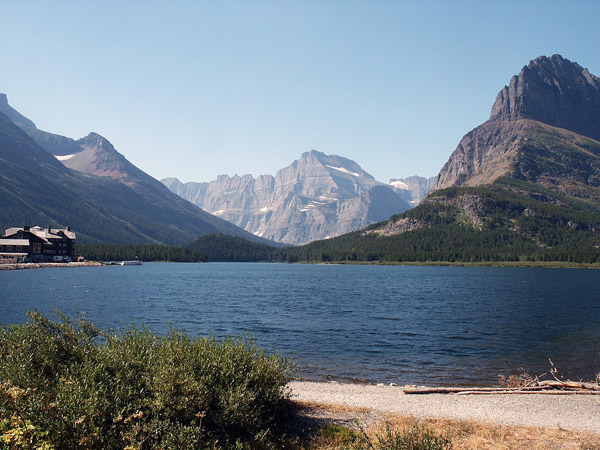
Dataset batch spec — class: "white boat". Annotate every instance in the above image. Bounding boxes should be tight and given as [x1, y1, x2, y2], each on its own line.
[120, 260, 142, 266]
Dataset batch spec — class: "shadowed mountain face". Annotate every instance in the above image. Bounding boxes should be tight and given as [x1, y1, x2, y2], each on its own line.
[436, 55, 600, 201]
[490, 55, 600, 141]
[0, 97, 271, 245]
[163, 150, 412, 245]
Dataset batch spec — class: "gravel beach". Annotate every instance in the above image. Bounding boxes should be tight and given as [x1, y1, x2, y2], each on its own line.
[289, 381, 600, 433]
[0, 262, 102, 270]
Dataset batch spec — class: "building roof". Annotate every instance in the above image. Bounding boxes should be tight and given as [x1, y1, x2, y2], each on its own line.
[0, 239, 30, 246]
[4, 227, 22, 236]
[4, 226, 76, 240]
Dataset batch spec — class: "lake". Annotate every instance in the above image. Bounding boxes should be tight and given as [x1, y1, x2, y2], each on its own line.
[1, 263, 599, 386]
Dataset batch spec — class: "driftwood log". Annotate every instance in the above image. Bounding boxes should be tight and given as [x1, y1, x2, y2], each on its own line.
[403, 380, 600, 395]
[538, 380, 600, 391]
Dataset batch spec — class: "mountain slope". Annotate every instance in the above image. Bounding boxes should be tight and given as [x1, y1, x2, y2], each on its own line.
[0, 93, 82, 156]
[163, 150, 411, 245]
[0, 108, 270, 245]
[287, 178, 600, 263]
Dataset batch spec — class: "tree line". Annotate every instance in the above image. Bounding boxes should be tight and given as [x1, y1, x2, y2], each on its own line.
[74, 179, 600, 265]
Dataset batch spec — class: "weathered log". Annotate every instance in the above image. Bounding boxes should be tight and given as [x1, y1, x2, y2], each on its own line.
[539, 380, 600, 391]
[456, 390, 600, 395]
[403, 386, 549, 395]
[403, 387, 465, 394]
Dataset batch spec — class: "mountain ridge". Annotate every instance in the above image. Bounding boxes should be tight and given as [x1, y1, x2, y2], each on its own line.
[163, 149, 414, 245]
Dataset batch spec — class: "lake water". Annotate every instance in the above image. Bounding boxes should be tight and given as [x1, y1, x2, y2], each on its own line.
[1, 263, 599, 386]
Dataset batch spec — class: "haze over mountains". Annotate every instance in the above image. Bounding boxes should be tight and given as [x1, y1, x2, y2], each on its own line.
[163, 151, 430, 245]
[0, 95, 271, 245]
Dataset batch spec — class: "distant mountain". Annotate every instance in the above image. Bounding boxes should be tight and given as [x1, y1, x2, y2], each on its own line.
[389, 175, 437, 205]
[163, 150, 412, 245]
[0, 96, 271, 245]
[291, 55, 600, 263]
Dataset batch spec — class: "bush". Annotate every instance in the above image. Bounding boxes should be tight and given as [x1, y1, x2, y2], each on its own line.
[0, 310, 295, 449]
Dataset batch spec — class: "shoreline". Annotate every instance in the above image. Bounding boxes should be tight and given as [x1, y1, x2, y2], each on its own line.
[315, 260, 600, 269]
[5, 260, 598, 269]
[288, 380, 600, 433]
[0, 261, 103, 270]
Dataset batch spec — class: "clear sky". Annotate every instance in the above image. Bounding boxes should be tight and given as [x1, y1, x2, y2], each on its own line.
[1, 1, 599, 183]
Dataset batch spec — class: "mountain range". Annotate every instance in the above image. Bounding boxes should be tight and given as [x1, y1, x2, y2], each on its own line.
[162, 151, 427, 245]
[2, 53, 599, 262]
[0, 94, 271, 245]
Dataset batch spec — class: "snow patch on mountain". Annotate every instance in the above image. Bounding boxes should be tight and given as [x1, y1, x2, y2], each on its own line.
[390, 180, 409, 190]
[326, 165, 360, 177]
[55, 154, 77, 161]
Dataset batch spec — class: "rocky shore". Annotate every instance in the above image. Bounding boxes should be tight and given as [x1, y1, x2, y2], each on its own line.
[289, 381, 600, 433]
[0, 261, 102, 270]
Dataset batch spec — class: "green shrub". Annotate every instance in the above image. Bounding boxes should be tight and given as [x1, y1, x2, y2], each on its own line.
[0, 310, 295, 449]
[346, 423, 451, 450]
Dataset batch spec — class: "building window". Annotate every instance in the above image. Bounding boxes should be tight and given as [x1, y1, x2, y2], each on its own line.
[33, 243, 41, 254]
[16, 246, 22, 252]
[6, 246, 12, 252]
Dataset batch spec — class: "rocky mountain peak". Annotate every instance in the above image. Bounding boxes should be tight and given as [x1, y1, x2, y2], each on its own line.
[0, 93, 8, 106]
[436, 55, 600, 195]
[78, 132, 114, 150]
[296, 149, 375, 181]
[490, 54, 600, 141]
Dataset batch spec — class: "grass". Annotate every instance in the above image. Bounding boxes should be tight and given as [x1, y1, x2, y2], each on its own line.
[298, 415, 600, 450]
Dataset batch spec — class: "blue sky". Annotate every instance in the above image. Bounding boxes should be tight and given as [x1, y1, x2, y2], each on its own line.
[1, 1, 599, 183]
